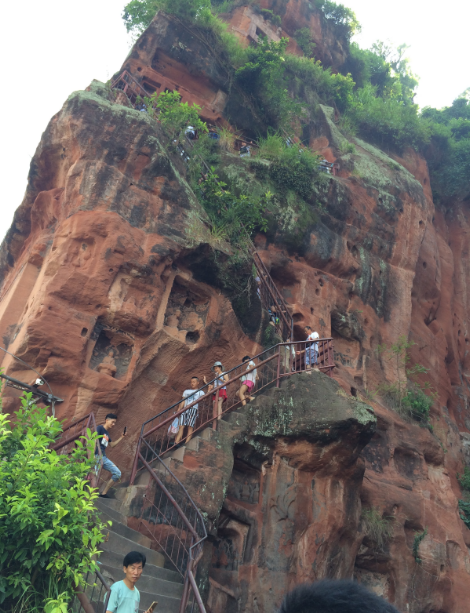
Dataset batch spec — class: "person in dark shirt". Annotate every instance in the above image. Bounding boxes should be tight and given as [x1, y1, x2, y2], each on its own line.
[96, 413, 127, 498]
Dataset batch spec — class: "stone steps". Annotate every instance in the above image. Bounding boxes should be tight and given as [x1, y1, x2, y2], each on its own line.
[94, 496, 184, 613]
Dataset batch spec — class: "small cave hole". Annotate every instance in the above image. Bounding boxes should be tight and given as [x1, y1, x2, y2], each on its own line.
[423, 261, 427, 268]
[293, 313, 304, 322]
[364, 318, 369, 325]
[95, 304, 102, 309]
[315, 288, 320, 295]
[137, 66, 142, 72]
[440, 564, 444, 572]
[319, 278, 324, 287]
[458, 330, 461, 336]
[184, 298, 192, 307]
[348, 291, 354, 299]
[419, 220, 423, 225]
[351, 387, 357, 397]
[109, 268, 114, 272]
[310, 307, 314, 314]
[185, 330, 200, 344]
[81, 243, 88, 250]
[81, 328, 88, 337]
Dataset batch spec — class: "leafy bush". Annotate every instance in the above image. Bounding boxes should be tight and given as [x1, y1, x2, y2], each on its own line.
[458, 466, 470, 491]
[256, 132, 321, 200]
[314, 0, 360, 40]
[402, 388, 433, 424]
[294, 28, 316, 58]
[196, 171, 271, 241]
[459, 499, 470, 529]
[153, 91, 208, 142]
[0, 394, 106, 612]
[259, 8, 281, 27]
[361, 507, 393, 550]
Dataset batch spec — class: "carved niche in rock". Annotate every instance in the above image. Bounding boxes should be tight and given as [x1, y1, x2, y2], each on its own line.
[164, 277, 210, 345]
[88, 323, 134, 379]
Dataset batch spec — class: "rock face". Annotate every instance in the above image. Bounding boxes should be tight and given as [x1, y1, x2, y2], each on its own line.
[1, 4, 470, 613]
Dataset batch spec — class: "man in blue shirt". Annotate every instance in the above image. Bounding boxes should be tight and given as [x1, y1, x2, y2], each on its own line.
[106, 551, 155, 613]
[96, 413, 127, 498]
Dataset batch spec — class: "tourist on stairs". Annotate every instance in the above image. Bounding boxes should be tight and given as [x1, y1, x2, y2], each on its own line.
[238, 356, 258, 406]
[297, 326, 319, 371]
[205, 361, 229, 420]
[106, 551, 156, 613]
[96, 413, 127, 499]
[175, 376, 205, 446]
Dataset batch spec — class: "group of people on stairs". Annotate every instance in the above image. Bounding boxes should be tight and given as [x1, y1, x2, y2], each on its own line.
[94, 326, 320, 499]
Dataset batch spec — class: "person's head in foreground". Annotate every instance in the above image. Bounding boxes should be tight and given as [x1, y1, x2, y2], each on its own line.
[278, 580, 400, 613]
[122, 551, 146, 587]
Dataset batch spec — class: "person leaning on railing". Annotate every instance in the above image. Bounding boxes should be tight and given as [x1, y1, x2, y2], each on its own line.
[96, 413, 127, 499]
[296, 326, 320, 371]
[175, 376, 205, 446]
[237, 356, 258, 406]
[204, 361, 229, 421]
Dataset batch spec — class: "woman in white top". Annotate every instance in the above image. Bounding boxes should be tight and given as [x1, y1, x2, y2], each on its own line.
[204, 361, 229, 421]
[237, 356, 258, 406]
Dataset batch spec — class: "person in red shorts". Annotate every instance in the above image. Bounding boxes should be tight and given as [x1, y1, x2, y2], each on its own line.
[237, 356, 258, 406]
[206, 361, 229, 421]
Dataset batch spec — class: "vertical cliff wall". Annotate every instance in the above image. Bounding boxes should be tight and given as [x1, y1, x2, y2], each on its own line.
[1, 5, 470, 612]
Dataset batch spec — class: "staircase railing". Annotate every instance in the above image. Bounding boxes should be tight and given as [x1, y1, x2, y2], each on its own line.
[110, 70, 148, 107]
[71, 569, 111, 613]
[129, 338, 334, 612]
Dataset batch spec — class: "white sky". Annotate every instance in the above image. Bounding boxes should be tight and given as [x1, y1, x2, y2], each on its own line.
[1, 0, 469, 242]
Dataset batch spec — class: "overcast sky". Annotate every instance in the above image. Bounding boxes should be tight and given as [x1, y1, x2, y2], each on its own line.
[1, 0, 469, 242]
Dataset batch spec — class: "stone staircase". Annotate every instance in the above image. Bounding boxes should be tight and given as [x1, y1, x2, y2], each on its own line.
[94, 497, 184, 613]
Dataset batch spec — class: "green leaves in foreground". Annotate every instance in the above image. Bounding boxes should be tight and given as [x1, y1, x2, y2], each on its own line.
[0, 394, 107, 613]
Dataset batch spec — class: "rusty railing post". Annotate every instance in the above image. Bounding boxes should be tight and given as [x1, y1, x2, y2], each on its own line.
[276, 349, 281, 388]
[213, 388, 219, 431]
[130, 432, 143, 485]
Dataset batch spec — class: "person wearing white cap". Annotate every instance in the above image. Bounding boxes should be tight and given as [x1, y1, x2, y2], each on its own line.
[204, 361, 229, 421]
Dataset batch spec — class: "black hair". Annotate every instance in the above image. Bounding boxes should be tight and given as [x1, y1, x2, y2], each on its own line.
[123, 551, 146, 569]
[191, 376, 199, 380]
[105, 413, 118, 421]
[279, 581, 399, 613]
[304, 326, 312, 331]
[242, 356, 251, 362]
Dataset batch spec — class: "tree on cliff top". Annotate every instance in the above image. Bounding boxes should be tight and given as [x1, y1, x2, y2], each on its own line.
[0, 393, 106, 613]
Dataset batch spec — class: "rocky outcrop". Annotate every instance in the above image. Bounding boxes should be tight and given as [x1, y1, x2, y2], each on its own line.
[1, 4, 470, 612]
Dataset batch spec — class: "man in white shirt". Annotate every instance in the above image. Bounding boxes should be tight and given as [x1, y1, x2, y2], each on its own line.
[175, 376, 205, 445]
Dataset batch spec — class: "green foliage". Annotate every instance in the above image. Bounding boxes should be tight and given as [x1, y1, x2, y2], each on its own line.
[123, 0, 211, 36]
[361, 507, 393, 550]
[196, 171, 271, 241]
[459, 499, 470, 529]
[458, 466, 470, 491]
[256, 132, 321, 200]
[235, 36, 302, 129]
[412, 528, 428, 564]
[0, 394, 106, 612]
[422, 95, 470, 204]
[151, 91, 208, 143]
[294, 28, 316, 58]
[258, 8, 282, 27]
[314, 0, 360, 40]
[377, 336, 435, 423]
[401, 388, 433, 424]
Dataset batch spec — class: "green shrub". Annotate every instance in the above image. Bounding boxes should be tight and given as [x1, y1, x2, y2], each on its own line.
[0, 394, 106, 612]
[459, 499, 470, 529]
[361, 507, 393, 550]
[402, 388, 433, 424]
[294, 28, 316, 57]
[458, 466, 470, 491]
[152, 91, 208, 143]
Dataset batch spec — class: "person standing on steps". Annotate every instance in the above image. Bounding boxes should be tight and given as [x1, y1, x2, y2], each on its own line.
[175, 376, 205, 446]
[238, 356, 258, 406]
[106, 551, 156, 613]
[205, 361, 229, 421]
[296, 326, 319, 371]
[96, 413, 127, 499]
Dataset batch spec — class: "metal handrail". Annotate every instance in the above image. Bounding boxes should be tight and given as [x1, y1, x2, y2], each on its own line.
[110, 70, 148, 107]
[72, 568, 111, 613]
[129, 339, 335, 612]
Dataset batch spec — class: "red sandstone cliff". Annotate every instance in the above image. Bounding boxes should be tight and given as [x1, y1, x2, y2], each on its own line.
[1, 5, 470, 613]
